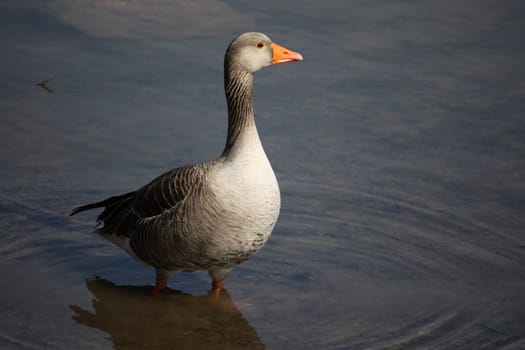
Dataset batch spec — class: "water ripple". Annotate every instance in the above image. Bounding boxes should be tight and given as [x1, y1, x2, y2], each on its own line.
[234, 177, 525, 349]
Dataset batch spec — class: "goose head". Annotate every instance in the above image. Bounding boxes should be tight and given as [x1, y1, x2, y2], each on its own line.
[225, 32, 303, 74]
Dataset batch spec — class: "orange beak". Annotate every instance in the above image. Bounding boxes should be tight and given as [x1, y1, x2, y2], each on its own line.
[271, 43, 303, 64]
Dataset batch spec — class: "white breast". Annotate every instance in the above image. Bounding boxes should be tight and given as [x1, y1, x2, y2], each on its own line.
[207, 126, 281, 256]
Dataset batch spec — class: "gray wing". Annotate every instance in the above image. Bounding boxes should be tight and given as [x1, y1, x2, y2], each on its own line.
[129, 164, 211, 269]
[133, 164, 207, 218]
[71, 164, 208, 238]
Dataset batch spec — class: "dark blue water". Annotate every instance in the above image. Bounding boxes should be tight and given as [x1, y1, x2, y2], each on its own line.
[1, 0, 524, 349]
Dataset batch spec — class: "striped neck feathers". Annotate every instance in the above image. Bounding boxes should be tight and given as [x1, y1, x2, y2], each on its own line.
[222, 64, 255, 154]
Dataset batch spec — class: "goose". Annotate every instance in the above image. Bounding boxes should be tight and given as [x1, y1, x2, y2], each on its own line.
[70, 32, 303, 295]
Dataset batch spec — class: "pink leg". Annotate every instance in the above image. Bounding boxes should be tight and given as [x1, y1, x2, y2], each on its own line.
[152, 275, 168, 295]
[155, 276, 168, 290]
[210, 279, 224, 297]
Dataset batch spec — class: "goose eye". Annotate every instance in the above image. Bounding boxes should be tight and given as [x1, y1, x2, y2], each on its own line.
[256, 42, 264, 48]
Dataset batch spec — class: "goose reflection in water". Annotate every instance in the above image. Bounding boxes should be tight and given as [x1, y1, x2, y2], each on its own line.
[69, 278, 264, 350]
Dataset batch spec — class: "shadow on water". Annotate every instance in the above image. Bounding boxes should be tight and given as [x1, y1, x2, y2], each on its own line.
[70, 278, 264, 350]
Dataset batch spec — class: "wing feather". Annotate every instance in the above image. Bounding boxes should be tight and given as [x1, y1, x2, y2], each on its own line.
[133, 164, 206, 218]
[72, 163, 208, 238]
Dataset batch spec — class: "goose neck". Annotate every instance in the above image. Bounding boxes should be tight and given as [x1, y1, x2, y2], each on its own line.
[222, 65, 256, 155]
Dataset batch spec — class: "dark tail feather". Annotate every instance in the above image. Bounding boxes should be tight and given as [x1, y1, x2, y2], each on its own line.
[70, 191, 136, 216]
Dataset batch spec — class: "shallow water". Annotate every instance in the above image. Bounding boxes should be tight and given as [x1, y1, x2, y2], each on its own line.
[1, 0, 525, 349]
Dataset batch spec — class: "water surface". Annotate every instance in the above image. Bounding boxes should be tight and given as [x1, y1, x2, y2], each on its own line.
[1, 0, 524, 349]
